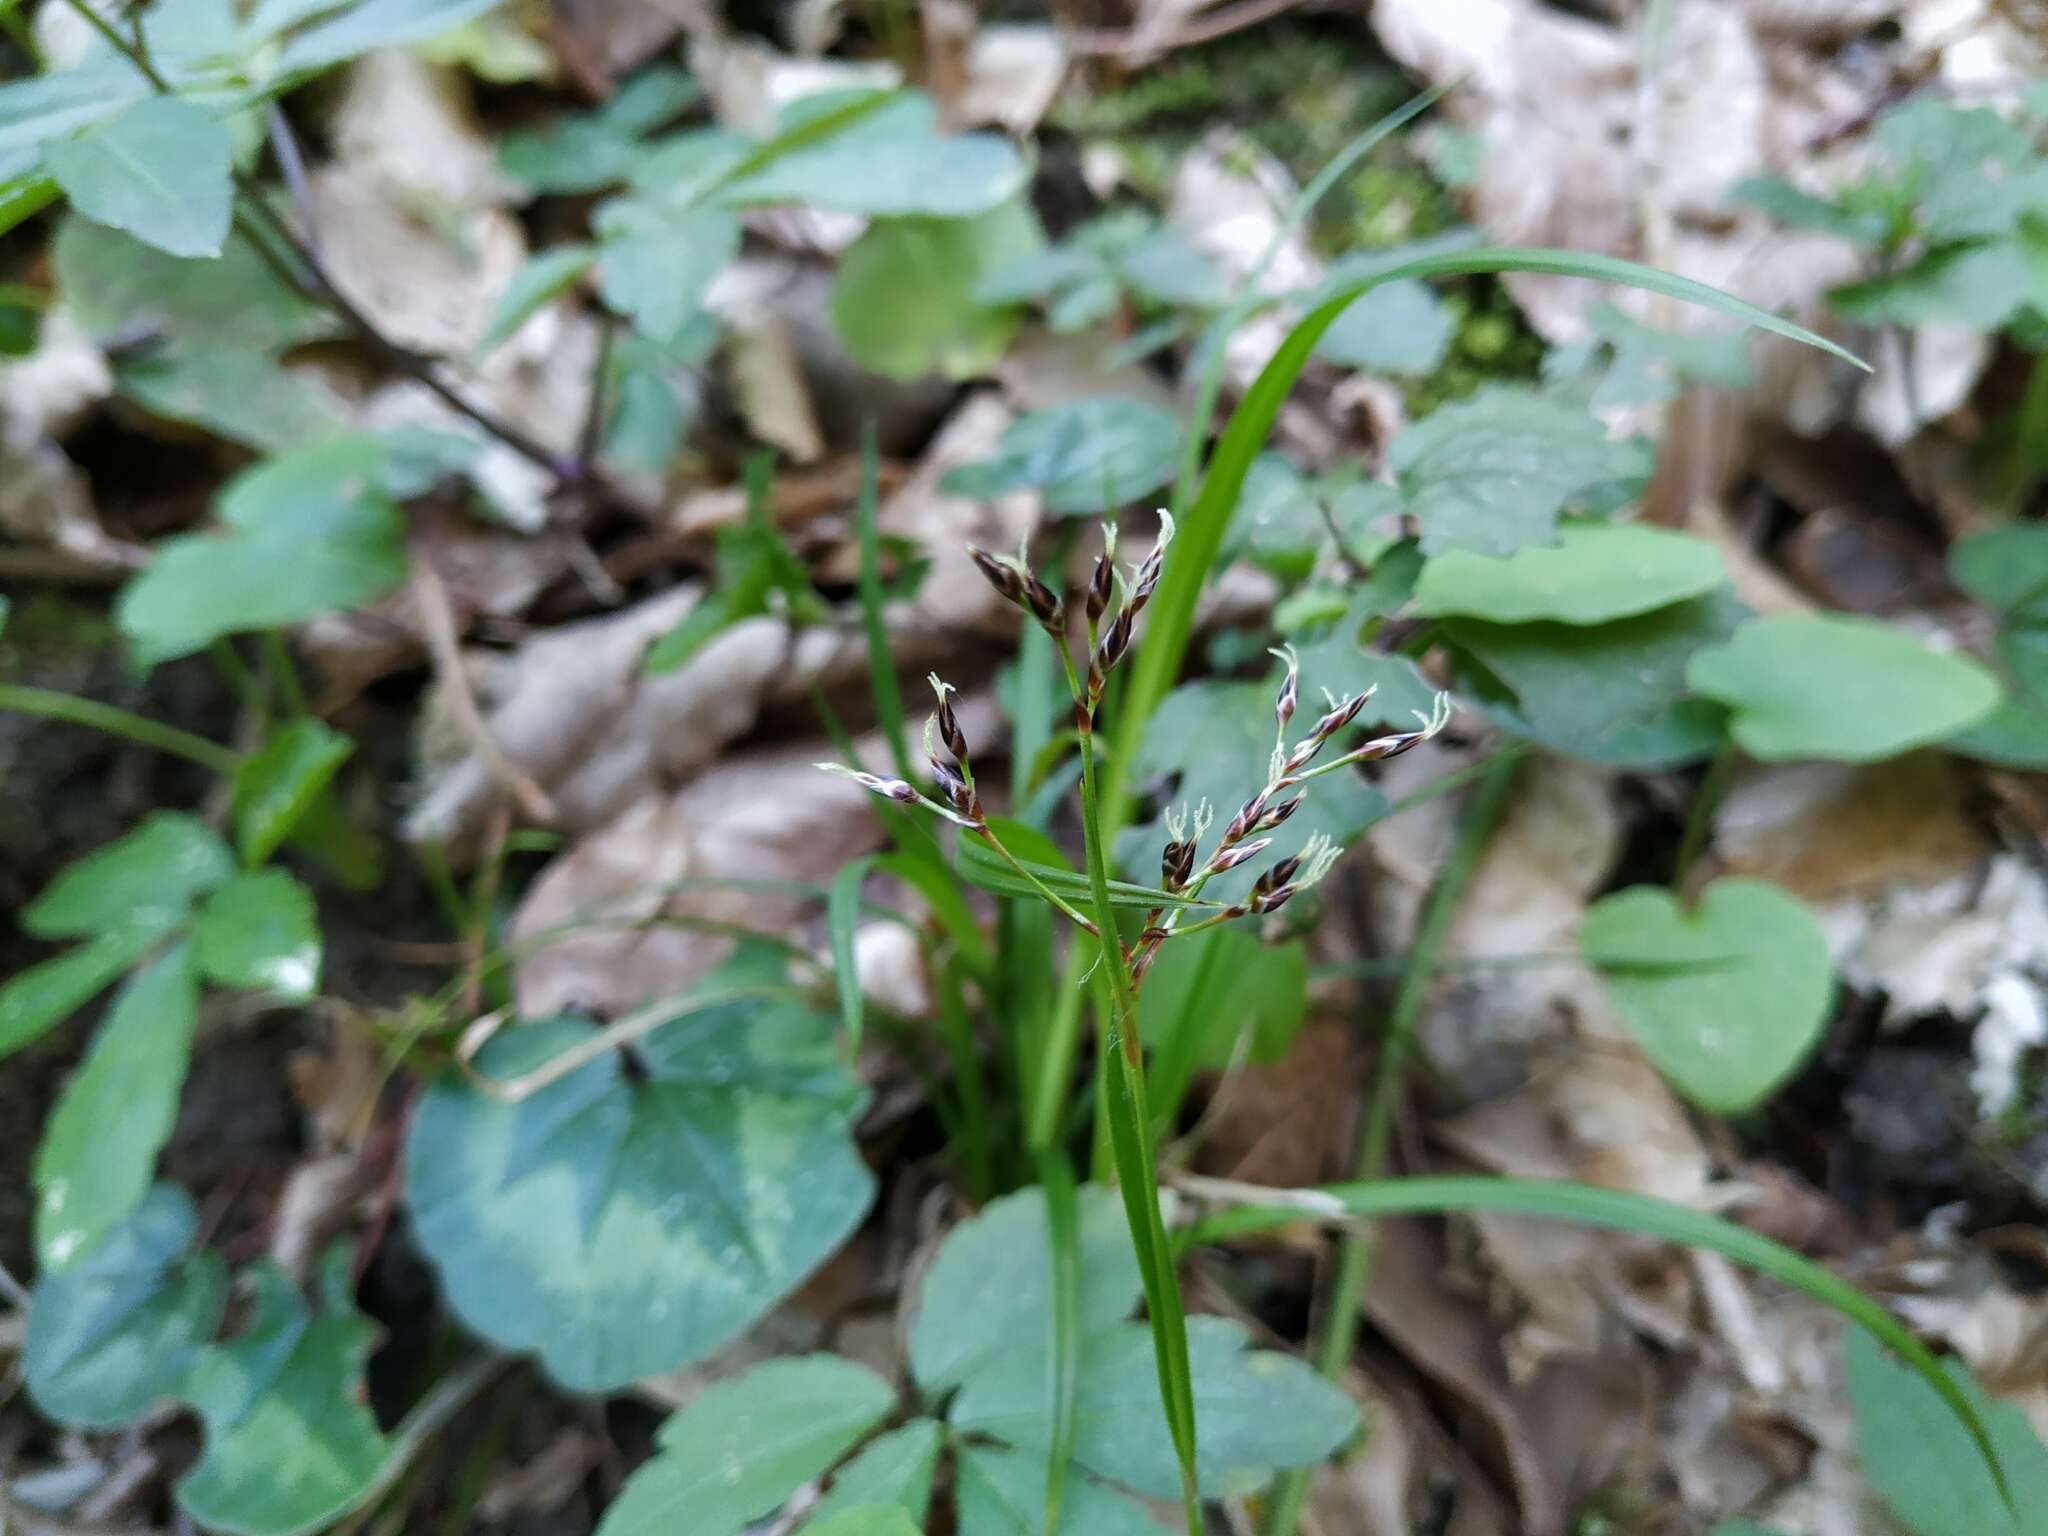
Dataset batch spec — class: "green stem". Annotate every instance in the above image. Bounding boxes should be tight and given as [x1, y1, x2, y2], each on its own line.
[1671, 737, 1737, 890]
[1262, 751, 1519, 1536]
[933, 959, 993, 1203]
[1066, 652, 1202, 1535]
[0, 684, 240, 774]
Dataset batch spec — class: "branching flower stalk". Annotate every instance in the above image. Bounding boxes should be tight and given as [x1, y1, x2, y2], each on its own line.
[822, 514, 1451, 1530]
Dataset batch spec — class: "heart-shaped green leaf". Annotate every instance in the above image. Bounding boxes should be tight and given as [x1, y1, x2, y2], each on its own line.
[1686, 614, 2001, 762]
[407, 947, 873, 1392]
[34, 945, 199, 1271]
[1582, 878, 1833, 1113]
[24, 1184, 226, 1429]
[597, 1355, 896, 1536]
[176, 1252, 393, 1536]
[1415, 522, 1725, 625]
[954, 1444, 1172, 1536]
[832, 203, 1041, 381]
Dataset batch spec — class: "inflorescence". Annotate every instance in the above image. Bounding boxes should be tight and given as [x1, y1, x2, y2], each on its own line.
[821, 513, 1453, 978]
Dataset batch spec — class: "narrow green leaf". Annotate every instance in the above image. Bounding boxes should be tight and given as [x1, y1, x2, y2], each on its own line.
[0, 170, 57, 238]
[476, 242, 595, 357]
[1181, 1174, 2008, 1507]
[47, 97, 231, 259]
[1040, 1147, 1083, 1536]
[232, 718, 355, 867]
[33, 944, 200, 1272]
[0, 924, 170, 1061]
[829, 856, 873, 1052]
[955, 829, 1209, 911]
[853, 425, 911, 781]
[25, 811, 234, 940]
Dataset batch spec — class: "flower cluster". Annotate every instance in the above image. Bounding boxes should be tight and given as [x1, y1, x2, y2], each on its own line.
[821, 514, 1453, 979]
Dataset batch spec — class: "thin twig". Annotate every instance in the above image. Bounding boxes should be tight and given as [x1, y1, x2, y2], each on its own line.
[1064, 0, 1307, 58]
[410, 560, 556, 825]
[263, 102, 323, 256]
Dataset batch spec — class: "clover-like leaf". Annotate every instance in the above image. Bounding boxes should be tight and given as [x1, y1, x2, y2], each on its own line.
[910, 1184, 1141, 1393]
[24, 1184, 226, 1428]
[1389, 385, 1652, 556]
[1686, 614, 2001, 763]
[47, 97, 231, 259]
[116, 435, 412, 666]
[801, 1420, 944, 1532]
[1582, 878, 1833, 1113]
[595, 201, 739, 343]
[176, 1253, 393, 1536]
[942, 398, 1183, 514]
[723, 91, 1026, 218]
[34, 945, 200, 1272]
[597, 1356, 897, 1536]
[950, 1314, 1357, 1500]
[953, 1444, 1173, 1536]
[194, 871, 323, 998]
[1415, 522, 1725, 625]
[407, 947, 874, 1392]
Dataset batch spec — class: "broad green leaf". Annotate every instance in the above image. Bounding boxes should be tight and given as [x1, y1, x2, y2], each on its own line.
[1582, 878, 1833, 1113]
[596, 1356, 896, 1536]
[499, 65, 700, 194]
[802, 1510, 920, 1536]
[0, 926, 176, 1061]
[26, 811, 234, 940]
[1287, 590, 1442, 724]
[595, 201, 738, 343]
[1950, 697, 2048, 769]
[942, 398, 1183, 514]
[116, 435, 410, 665]
[1846, 1327, 2048, 1536]
[954, 1444, 1172, 1536]
[194, 870, 322, 997]
[910, 1185, 1141, 1393]
[1139, 927, 1306, 1127]
[800, 1420, 943, 1531]
[1120, 227, 1224, 309]
[1388, 385, 1653, 556]
[55, 217, 331, 353]
[233, 718, 355, 866]
[1587, 303, 1757, 389]
[1414, 522, 1725, 625]
[478, 243, 596, 356]
[724, 106, 1025, 218]
[952, 1315, 1358, 1499]
[1182, 1175, 2003, 1505]
[1950, 526, 2048, 619]
[829, 856, 872, 1053]
[1442, 589, 1748, 768]
[0, 59, 153, 167]
[1315, 277, 1452, 375]
[33, 945, 200, 1272]
[1831, 240, 2044, 332]
[1686, 614, 2001, 763]
[831, 203, 1040, 381]
[407, 949, 874, 1392]
[115, 341, 344, 452]
[1730, 174, 1888, 245]
[46, 97, 230, 259]
[24, 1184, 226, 1429]
[271, 0, 508, 71]
[1115, 673, 1386, 902]
[176, 1253, 393, 1536]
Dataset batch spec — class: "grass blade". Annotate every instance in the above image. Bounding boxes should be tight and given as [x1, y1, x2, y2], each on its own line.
[1177, 1172, 2010, 1511]
[853, 422, 912, 781]
[1038, 1145, 1082, 1536]
[956, 836, 1213, 911]
[0, 171, 57, 239]
[827, 856, 872, 1053]
[1111, 246, 1869, 821]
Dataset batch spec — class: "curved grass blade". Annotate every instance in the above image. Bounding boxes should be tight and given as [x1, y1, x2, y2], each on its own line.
[827, 856, 873, 1053]
[852, 423, 912, 782]
[0, 171, 57, 239]
[1111, 247, 1870, 819]
[955, 835, 1214, 911]
[1177, 1173, 2010, 1510]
